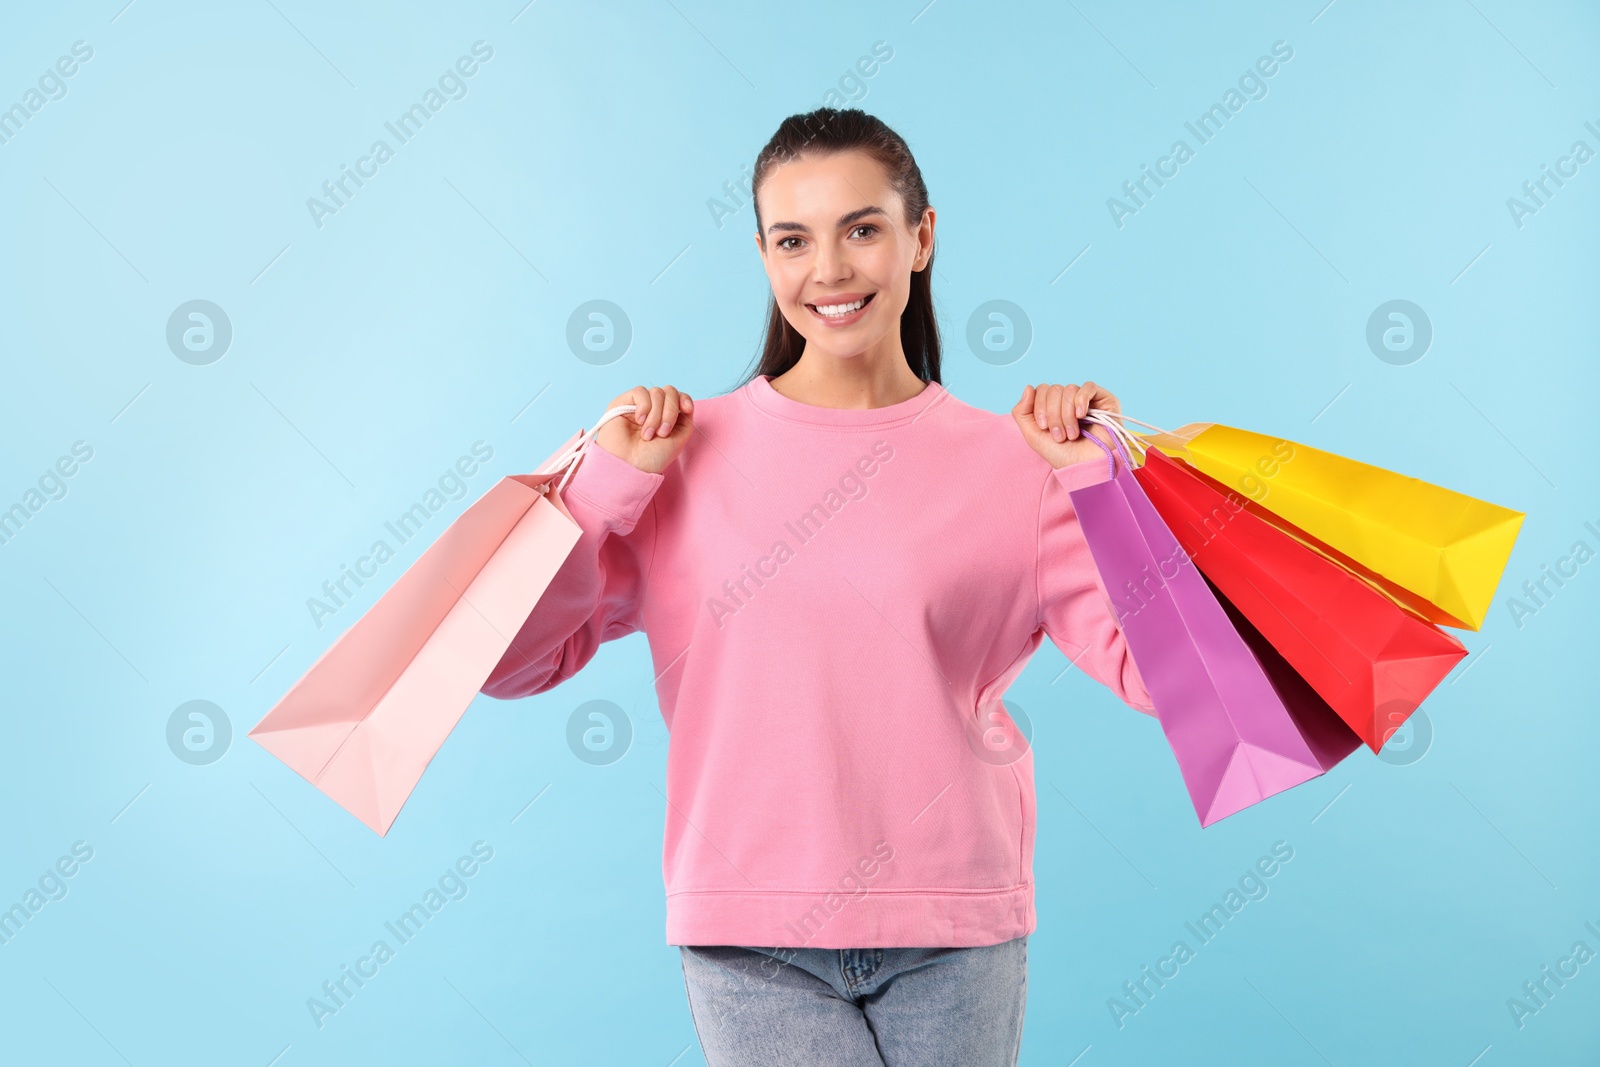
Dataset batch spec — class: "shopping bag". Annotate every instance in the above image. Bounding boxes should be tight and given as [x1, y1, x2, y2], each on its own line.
[1202, 571, 1365, 772]
[1066, 428, 1338, 828]
[1133, 447, 1468, 753]
[1135, 422, 1524, 631]
[248, 405, 638, 835]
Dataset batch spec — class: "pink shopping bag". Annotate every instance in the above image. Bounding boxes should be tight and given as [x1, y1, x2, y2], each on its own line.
[249, 406, 637, 835]
[1067, 426, 1350, 827]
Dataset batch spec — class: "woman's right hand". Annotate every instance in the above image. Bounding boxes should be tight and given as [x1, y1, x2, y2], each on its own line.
[591, 385, 695, 474]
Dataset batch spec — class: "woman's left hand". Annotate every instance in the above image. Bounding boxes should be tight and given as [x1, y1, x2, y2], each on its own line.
[1011, 381, 1122, 469]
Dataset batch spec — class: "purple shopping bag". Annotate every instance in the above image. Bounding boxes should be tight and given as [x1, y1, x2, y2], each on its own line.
[1068, 427, 1350, 827]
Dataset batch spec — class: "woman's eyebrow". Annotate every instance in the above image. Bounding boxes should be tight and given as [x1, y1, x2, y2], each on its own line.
[766, 205, 886, 236]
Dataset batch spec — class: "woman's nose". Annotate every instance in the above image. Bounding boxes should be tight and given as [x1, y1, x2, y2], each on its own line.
[812, 242, 848, 283]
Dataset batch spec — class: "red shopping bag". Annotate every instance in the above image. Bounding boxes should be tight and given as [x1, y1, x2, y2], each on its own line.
[1132, 447, 1467, 753]
[249, 406, 637, 835]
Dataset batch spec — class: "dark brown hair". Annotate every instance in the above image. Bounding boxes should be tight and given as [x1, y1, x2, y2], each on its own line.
[733, 107, 941, 391]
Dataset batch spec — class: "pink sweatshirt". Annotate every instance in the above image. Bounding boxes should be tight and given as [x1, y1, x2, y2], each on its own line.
[482, 374, 1155, 948]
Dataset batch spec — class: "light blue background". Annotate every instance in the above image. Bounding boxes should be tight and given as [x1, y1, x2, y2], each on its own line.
[2, 1, 1596, 1064]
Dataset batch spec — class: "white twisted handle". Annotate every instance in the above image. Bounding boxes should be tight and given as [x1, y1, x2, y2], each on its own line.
[532, 403, 640, 495]
[1081, 408, 1174, 466]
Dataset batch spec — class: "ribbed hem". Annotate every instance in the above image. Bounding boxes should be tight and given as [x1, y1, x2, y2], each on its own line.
[665, 885, 1036, 949]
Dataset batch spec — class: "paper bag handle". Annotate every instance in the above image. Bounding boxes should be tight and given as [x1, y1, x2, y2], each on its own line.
[1079, 407, 1180, 469]
[1082, 410, 1146, 463]
[1077, 417, 1136, 479]
[533, 403, 641, 495]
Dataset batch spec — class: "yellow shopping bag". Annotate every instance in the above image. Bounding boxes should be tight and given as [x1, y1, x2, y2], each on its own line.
[1136, 423, 1524, 631]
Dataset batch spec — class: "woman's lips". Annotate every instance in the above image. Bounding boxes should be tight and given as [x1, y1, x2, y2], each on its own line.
[805, 292, 875, 327]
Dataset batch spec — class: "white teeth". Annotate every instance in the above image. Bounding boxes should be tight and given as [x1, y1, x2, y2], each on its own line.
[813, 297, 867, 317]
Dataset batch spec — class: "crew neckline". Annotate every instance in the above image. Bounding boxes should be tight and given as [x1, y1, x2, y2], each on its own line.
[744, 373, 947, 428]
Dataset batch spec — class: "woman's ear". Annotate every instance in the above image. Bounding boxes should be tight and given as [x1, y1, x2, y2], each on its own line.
[914, 207, 935, 270]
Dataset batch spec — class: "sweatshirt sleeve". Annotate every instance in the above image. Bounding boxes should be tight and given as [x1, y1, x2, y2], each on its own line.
[1036, 457, 1157, 716]
[480, 440, 663, 701]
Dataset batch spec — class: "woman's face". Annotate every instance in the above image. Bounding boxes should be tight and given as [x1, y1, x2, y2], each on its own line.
[754, 150, 934, 365]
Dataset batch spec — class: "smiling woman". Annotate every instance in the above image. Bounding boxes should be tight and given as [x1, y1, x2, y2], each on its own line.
[743, 112, 939, 405]
[482, 107, 1148, 1067]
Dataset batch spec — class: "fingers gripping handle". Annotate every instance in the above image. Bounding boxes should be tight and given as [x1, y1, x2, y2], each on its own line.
[533, 403, 640, 495]
[1083, 410, 1145, 463]
[1076, 406, 1175, 477]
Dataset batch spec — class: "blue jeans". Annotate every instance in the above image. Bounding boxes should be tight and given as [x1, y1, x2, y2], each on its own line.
[678, 936, 1028, 1066]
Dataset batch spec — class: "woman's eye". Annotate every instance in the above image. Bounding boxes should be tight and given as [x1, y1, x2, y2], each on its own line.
[775, 225, 874, 251]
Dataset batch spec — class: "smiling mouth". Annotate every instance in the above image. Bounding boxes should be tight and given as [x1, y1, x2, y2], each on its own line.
[806, 293, 876, 318]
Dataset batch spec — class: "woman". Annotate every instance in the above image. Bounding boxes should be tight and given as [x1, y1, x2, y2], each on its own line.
[482, 108, 1154, 1066]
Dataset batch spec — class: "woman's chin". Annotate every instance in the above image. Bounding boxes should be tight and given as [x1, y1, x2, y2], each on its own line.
[800, 332, 889, 361]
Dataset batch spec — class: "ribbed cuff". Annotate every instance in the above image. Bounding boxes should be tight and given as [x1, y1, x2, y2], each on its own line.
[562, 441, 664, 534]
